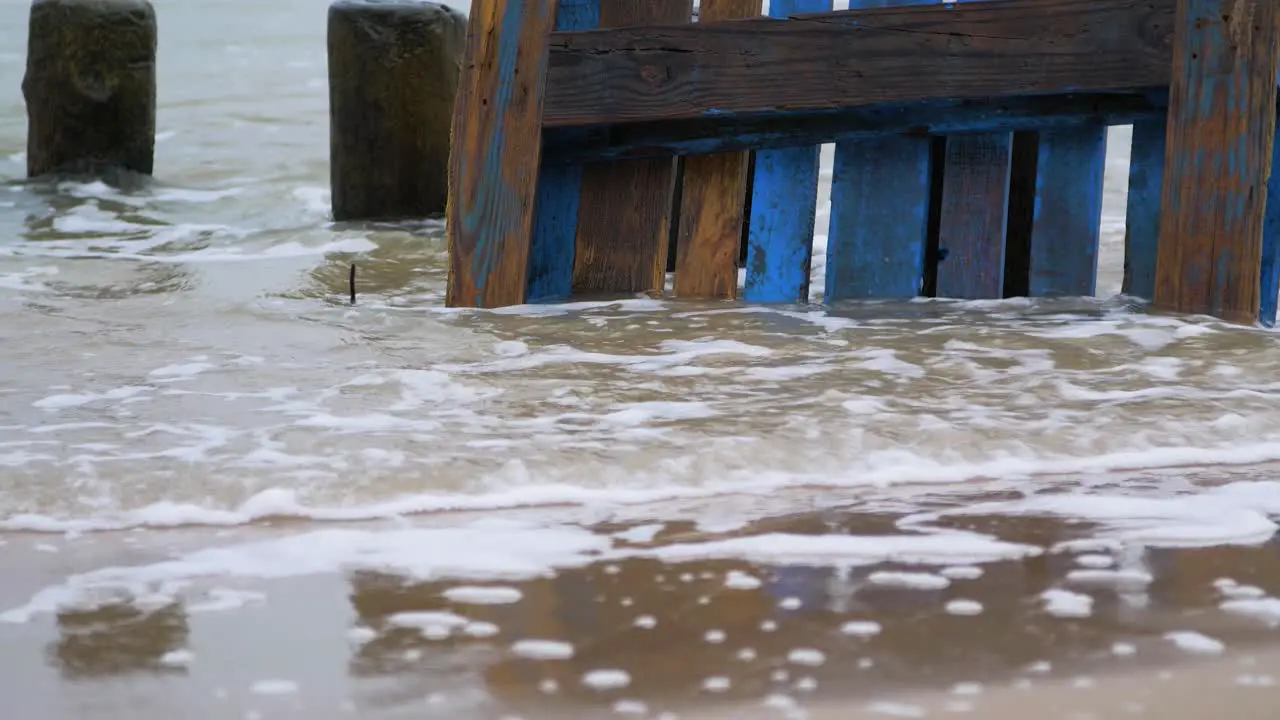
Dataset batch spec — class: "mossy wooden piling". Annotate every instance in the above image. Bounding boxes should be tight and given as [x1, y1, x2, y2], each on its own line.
[23, 0, 157, 180]
[327, 0, 465, 222]
[445, 0, 1280, 326]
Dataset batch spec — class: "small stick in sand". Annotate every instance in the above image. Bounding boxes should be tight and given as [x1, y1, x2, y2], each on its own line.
[349, 263, 356, 305]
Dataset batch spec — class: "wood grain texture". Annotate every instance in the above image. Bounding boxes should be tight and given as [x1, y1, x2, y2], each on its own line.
[526, 0, 600, 302]
[1153, 0, 1280, 323]
[742, 0, 828, 305]
[543, 0, 1175, 128]
[673, 0, 760, 300]
[1122, 118, 1167, 299]
[327, 1, 466, 222]
[542, 92, 1169, 163]
[23, 0, 157, 179]
[571, 0, 693, 297]
[935, 133, 1014, 299]
[1027, 124, 1108, 296]
[445, 0, 558, 309]
[825, 136, 933, 301]
[674, 151, 751, 298]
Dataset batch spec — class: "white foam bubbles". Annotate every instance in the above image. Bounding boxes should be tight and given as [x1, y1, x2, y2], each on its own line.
[1164, 631, 1225, 655]
[1042, 588, 1094, 618]
[511, 639, 574, 660]
[867, 571, 951, 590]
[582, 669, 631, 690]
[641, 531, 1040, 568]
[0, 519, 609, 623]
[443, 586, 523, 605]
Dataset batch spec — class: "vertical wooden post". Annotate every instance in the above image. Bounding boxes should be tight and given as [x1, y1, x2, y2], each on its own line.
[824, 0, 933, 302]
[673, 0, 760, 299]
[826, 137, 934, 301]
[568, 0, 692, 298]
[935, 133, 1014, 298]
[526, 0, 599, 302]
[327, 1, 466, 222]
[1153, 0, 1280, 323]
[931, 0, 1015, 300]
[23, 0, 157, 180]
[445, 0, 559, 309]
[1025, 125, 1109, 296]
[742, 0, 830, 304]
[1123, 119, 1167, 300]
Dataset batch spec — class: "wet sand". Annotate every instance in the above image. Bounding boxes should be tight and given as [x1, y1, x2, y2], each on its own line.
[3, 496, 1280, 719]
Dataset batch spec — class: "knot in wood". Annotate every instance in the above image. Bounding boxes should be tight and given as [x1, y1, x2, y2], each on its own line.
[639, 64, 667, 86]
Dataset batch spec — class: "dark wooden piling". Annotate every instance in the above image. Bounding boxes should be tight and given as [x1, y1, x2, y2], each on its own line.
[328, 0, 465, 222]
[23, 0, 157, 179]
[444, 0, 558, 308]
[672, 0, 758, 300]
[1153, 0, 1280, 323]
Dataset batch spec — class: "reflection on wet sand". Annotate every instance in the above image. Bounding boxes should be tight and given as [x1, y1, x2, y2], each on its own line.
[333, 509, 1280, 719]
[51, 601, 189, 679]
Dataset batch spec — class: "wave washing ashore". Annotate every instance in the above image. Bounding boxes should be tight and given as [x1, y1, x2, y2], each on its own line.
[3, 0, 1280, 717]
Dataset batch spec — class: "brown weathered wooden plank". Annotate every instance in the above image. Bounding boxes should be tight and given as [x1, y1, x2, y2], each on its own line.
[674, 150, 751, 299]
[673, 0, 759, 300]
[542, 0, 1174, 128]
[571, 0, 692, 297]
[934, 134, 1013, 299]
[1153, 0, 1280, 322]
[445, 0, 558, 308]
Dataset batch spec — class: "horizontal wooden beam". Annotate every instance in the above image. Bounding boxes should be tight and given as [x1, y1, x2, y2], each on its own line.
[543, 0, 1174, 129]
[543, 91, 1169, 163]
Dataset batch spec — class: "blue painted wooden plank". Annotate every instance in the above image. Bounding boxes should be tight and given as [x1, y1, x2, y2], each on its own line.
[1122, 119, 1166, 300]
[524, 0, 600, 302]
[1260, 110, 1280, 327]
[823, 0, 935, 303]
[825, 137, 932, 300]
[1027, 124, 1108, 296]
[445, 0, 559, 307]
[743, 0, 831, 304]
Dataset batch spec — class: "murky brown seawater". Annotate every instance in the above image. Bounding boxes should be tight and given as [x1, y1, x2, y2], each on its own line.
[3, 0, 1280, 718]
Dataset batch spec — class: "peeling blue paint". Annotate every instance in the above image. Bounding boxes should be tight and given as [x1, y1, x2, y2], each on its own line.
[525, 0, 600, 302]
[743, 0, 831, 304]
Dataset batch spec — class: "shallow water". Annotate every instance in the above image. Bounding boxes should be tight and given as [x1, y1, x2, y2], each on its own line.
[2, 0, 1280, 717]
